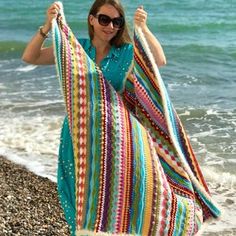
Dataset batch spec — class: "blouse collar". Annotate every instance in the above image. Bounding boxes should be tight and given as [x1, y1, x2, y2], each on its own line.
[86, 40, 121, 59]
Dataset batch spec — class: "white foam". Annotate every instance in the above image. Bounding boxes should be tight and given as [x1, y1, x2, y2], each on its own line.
[2, 64, 37, 73]
[168, 74, 198, 91]
[191, 129, 216, 138]
[199, 166, 236, 234]
[0, 148, 57, 182]
[202, 166, 236, 189]
[7, 99, 63, 108]
[178, 110, 190, 116]
[206, 108, 220, 115]
[0, 116, 61, 152]
[15, 64, 37, 72]
[228, 158, 236, 164]
[0, 114, 64, 182]
[0, 83, 7, 89]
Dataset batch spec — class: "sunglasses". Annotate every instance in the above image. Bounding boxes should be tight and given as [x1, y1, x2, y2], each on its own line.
[95, 14, 124, 29]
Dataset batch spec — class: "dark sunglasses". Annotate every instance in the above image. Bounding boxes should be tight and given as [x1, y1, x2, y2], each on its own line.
[95, 14, 124, 29]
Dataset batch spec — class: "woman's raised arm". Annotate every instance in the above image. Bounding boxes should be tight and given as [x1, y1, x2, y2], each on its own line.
[22, 2, 61, 65]
[134, 6, 167, 67]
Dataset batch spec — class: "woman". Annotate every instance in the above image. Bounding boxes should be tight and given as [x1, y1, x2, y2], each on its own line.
[22, 1, 166, 235]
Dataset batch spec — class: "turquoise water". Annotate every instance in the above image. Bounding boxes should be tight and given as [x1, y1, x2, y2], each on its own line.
[0, 0, 235, 234]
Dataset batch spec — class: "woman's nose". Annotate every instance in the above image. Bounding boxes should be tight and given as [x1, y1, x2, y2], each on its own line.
[107, 21, 114, 29]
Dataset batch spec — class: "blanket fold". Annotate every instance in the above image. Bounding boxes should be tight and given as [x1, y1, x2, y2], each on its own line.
[52, 3, 220, 235]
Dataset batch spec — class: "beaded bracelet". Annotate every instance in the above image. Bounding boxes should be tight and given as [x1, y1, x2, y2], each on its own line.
[39, 26, 49, 39]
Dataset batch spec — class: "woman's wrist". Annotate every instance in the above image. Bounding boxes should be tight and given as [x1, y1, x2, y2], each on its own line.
[38, 24, 51, 39]
[42, 23, 51, 34]
[38, 26, 49, 39]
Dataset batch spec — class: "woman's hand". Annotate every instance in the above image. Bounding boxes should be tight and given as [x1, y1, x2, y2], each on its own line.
[44, 2, 61, 32]
[134, 6, 148, 30]
[133, 6, 167, 67]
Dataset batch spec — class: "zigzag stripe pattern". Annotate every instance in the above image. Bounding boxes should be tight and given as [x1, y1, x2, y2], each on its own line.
[52, 3, 220, 235]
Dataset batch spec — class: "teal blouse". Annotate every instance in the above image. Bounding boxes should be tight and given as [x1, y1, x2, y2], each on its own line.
[79, 38, 133, 92]
[57, 39, 133, 235]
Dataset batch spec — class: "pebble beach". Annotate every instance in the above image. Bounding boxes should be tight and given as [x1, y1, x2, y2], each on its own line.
[0, 155, 70, 236]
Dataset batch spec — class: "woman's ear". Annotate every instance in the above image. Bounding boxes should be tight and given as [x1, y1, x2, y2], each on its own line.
[89, 14, 95, 26]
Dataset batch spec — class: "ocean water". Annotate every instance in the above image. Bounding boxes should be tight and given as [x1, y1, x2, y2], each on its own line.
[0, 0, 235, 234]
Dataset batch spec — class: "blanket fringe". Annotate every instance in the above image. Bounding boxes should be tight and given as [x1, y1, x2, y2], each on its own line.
[76, 230, 136, 236]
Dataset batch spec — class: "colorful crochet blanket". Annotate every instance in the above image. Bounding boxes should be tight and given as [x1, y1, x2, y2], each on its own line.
[52, 3, 220, 236]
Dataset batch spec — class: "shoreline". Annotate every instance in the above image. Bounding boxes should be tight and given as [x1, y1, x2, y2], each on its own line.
[0, 155, 70, 235]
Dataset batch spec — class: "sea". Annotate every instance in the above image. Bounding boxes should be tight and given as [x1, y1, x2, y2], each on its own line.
[0, 0, 235, 234]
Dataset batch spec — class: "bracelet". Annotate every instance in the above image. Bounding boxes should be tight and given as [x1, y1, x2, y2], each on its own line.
[39, 26, 49, 39]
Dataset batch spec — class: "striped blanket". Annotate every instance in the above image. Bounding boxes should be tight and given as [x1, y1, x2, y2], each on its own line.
[52, 3, 220, 236]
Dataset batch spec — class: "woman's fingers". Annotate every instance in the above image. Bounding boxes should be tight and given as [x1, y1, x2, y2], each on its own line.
[49, 2, 61, 11]
[48, 2, 61, 15]
[44, 2, 61, 29]
[47, 2, 61, 20]
[134, 6, 147, 27]
[48, 5, 58, 15]
[135, 9, 147, 18]
[135, 8, 147, 19]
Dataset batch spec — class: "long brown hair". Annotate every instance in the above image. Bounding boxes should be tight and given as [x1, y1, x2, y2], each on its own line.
[88, 0, 132, 46]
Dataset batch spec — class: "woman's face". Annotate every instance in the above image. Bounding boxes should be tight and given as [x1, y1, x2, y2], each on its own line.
[89, 4, 121, 43]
